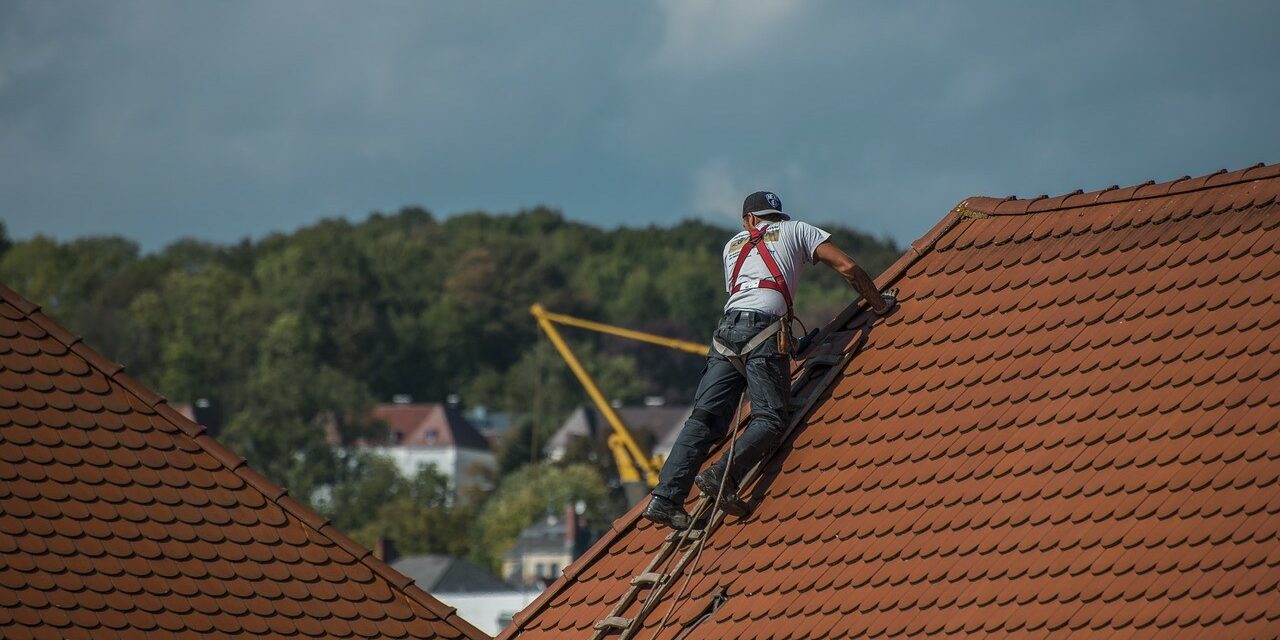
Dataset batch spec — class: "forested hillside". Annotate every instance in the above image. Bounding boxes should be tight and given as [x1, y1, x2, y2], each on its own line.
[0, 208, 899, 564]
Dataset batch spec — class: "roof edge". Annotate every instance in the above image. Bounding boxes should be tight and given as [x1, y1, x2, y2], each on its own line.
[0, 283, 492, 640]
[960, 161, 1279, 217]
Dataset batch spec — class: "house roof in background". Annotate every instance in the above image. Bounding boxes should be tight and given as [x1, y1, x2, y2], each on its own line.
[499, 163, 1280, 638]
[393, 555, 513, 594]
[545, 405, 690, 456]
[373, 403, 492, 451]
[502, 515, 574, 560]
[0, 285, 489, 639]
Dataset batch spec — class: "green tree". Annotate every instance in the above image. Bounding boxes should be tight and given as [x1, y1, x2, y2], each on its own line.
[329, 454, 475, 557]
[127, 264, 265, 408]
[219, 312, 376, 498]
[472, 463, 614, 569]
[254, 219, 394, 390]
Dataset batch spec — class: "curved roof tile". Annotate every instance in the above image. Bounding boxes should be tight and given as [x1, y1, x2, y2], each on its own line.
[0, 284, 490, 640]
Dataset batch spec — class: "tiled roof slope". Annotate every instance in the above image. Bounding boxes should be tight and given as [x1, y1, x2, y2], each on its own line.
[499, 162, 1280, 639]
[0, 285, 489, 640]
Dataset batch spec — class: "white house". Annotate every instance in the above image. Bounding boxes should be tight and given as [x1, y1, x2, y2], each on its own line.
[360, 401, 496, 495]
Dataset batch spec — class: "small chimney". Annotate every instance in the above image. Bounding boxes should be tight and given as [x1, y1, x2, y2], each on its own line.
[373, 537, 398, 565]
[564, 504, 578, 549]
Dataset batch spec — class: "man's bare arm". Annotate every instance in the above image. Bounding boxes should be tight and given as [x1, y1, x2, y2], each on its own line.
[814, 241, 890, 313]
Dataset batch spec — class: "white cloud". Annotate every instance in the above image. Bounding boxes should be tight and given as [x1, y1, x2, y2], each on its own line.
[650, 0, 802, 72]
[0, 5, 65, 97]
[690, 159, 805, 222]
[691, 160, 740, 220]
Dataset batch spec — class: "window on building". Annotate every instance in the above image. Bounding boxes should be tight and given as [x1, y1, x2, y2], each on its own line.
[534, 563, 545, 578]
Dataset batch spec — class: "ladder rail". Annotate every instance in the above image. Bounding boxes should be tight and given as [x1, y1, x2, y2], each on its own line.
[588, 341, 856, 638]
[620, 354, 849, 638]
[587, 494, 713, 640]
[620, 507, 733, 639]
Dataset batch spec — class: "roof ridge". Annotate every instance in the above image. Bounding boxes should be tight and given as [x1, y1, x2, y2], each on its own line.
[0, 283, 491, 640]
[961, 161, 1279, 217]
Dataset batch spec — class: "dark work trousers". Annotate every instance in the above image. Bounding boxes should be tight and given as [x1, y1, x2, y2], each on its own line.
[653, 309, 790, 504]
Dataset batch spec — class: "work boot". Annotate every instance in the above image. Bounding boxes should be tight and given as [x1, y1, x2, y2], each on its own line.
[694, 464, 734, 497]
[643, 495, 691, 530]
[695, 465, 750, 518]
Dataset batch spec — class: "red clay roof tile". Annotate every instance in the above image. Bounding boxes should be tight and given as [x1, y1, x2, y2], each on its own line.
[498, 163, 1280, 639]
[0, 285, 489, 640]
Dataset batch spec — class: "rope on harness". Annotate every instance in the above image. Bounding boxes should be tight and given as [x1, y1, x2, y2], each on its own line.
[649, 393, 746, 639]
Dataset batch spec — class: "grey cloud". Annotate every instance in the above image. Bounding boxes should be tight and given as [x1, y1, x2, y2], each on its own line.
[0, 0, 1276, 250]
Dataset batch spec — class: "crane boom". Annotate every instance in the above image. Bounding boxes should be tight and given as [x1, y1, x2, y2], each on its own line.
[530, 304, 708, 498]
[533, 307, 709, 356]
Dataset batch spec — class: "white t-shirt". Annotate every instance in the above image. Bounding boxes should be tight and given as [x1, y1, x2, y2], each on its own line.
[722, 220, 832, 316]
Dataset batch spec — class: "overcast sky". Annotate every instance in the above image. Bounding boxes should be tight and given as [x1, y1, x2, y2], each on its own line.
[1, 1, 1277, 250]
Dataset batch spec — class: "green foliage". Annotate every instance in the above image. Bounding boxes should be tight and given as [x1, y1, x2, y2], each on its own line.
[330, 455, 474, 557]
[472, 463, 613, 569]
[217, 311, 378, 498]
[127, 264, 265, 407]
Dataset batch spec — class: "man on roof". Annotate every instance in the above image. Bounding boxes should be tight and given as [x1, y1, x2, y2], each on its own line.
[643, 190, 897, 530]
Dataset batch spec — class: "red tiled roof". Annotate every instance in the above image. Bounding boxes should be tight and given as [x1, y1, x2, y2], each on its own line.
[372, 403, 491, 451]
[499, 162, 1280, 639]
[0, 285, 489, 639]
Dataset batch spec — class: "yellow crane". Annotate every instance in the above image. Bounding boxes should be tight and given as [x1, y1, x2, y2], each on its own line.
[530, 304, 707, 501]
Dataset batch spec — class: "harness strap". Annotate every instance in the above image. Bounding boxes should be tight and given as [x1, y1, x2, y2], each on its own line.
[711, 318, 785, 374]
[729, 225, 793, 312]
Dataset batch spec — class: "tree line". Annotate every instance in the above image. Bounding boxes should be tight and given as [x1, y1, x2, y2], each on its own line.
[0, 209, 899, 569]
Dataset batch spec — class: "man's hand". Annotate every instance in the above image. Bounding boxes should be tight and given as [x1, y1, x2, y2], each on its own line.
[877, 287, 899, 314]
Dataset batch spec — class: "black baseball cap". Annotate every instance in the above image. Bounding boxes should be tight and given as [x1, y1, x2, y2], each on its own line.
[742, 191, 790, 220]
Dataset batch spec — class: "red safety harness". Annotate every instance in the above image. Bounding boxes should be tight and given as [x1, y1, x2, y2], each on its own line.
[729, 224, 792, 314]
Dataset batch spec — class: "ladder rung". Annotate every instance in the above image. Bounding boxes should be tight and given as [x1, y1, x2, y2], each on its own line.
[594, 350, 849, 637]
[594, 616, 632, 631]
[630, 572, 668, 586]
[665, 528, 704, 542]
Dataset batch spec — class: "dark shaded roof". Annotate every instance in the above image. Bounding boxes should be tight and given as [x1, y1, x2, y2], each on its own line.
[0, 285, 489, 640]
[393, 555, 513, 594]
[501, 514, 582, 559]
[372, 403, 492, 451]
[504, 518, 568, 558]
[499, 162, 1280, 638]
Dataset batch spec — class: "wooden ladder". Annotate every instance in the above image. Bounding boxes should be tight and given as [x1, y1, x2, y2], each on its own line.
[588, 331, 859, 639]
